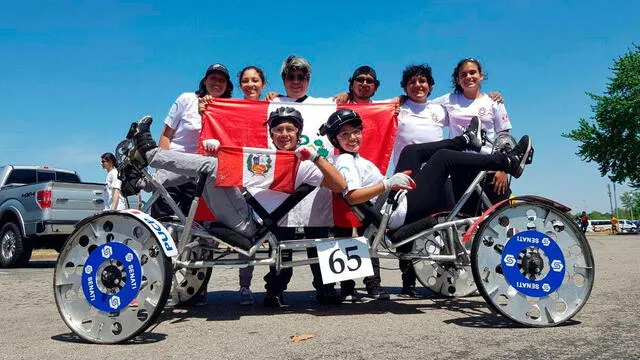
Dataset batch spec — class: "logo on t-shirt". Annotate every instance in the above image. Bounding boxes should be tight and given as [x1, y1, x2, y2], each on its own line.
[247, 153, 272, 176]
[300, 136, 330, 158]
[478, 107, 487, 116]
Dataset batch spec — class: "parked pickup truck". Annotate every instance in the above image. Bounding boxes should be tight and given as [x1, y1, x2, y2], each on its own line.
[0, 165, 109, 267]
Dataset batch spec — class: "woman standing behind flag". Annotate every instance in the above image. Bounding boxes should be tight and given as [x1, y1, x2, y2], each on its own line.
[152, 63, 233, 220]
[235, 66, 268, 306]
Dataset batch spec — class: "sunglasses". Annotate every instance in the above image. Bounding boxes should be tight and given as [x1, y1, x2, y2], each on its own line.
[285, 74, 308, 82]
[354, 77, 375, 84]
[100, 159, 107, 163]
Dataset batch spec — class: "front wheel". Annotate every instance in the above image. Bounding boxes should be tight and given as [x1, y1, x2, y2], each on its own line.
[471, 201, 595, 327]
[53, 213, 172, 343]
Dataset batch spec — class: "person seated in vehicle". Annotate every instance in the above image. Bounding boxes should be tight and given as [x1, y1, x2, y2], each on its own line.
[319, 109, 533, 297]
[124, 108, 346, 240]
[124, 107, 348, 307]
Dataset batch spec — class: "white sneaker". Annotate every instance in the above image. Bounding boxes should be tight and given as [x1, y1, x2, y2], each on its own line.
[239, 287, 255, 306]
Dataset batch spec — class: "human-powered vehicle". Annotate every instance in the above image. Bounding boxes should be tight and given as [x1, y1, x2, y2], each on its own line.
[53, 117, 595, 343]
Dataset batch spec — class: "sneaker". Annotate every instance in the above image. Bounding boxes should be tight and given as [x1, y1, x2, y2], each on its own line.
[460, 116, 483, 152]
[505, 135, 533, 179]
[239, 287, 255, 306]
[263, 293, 286, 308]
[128, 115, 157, 168]
[316, 288, 342, 305]
[340, 288, 362, 303]
[366, 285, 390, 300]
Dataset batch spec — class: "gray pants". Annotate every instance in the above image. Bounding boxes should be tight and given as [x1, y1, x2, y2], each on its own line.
[146, 149, 257, 238]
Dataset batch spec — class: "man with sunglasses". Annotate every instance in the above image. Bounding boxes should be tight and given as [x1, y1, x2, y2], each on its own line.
[266, 55, 334, 104]
[346, 65, 381, 103]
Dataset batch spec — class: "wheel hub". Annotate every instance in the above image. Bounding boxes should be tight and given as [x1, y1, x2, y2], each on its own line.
[1, 232, 16, 258]
[521, 249, 545, 277]
[100, 263, 125, 291]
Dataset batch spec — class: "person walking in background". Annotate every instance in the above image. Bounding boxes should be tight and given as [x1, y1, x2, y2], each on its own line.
[101, 152, 126, 210]
[580, 211, 589, 234]
[611, 216, 619, 234]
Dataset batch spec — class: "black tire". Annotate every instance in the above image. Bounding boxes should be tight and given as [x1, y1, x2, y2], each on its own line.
[0, 222, 32, 268]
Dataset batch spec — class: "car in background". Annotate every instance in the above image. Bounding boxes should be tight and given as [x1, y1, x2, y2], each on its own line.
[617, 219, 638, 234]
[590, 219, 612, 232]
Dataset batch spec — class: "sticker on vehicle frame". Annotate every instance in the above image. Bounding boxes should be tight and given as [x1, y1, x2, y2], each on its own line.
[501, 230, 565, 298]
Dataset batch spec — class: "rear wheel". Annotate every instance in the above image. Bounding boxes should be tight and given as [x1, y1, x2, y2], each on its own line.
[0, 222, 32, 268]
[54, 213, 172, 343]
[172, 245, 213, 306]
[471, 201, 595, 326]
[413, 214, 477, 297]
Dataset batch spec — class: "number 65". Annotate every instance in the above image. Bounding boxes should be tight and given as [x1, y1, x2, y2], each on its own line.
[328, 246, 362, 274]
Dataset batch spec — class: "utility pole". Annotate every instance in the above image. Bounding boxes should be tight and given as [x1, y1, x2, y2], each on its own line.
[608, 184, 614, 216]
[613, 183, 619, 218]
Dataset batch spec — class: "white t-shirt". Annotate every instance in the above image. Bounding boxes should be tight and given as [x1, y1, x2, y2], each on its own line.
[267, 94, 335, 227]
[432, 93, 512, 154]
[392, 99, 447, 167]
[248, 160, 332, 227]
[334, 153, 406, 230]
[164, 92, 202, 154]
[104, 168, 126, 210]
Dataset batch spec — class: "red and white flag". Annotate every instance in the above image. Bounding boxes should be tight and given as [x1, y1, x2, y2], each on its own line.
[214, 146, 300, 194]
[196, 99, 398, 225]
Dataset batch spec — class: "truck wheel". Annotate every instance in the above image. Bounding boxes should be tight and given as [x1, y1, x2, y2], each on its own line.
[0, 222, 32, 268]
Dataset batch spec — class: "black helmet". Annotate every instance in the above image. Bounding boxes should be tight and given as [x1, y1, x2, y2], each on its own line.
[267, 106, 303, 133]
[318, 109, 363, 148]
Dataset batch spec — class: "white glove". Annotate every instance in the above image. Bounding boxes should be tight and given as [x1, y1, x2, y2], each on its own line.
[382, 172, 416, 191]
[295, 147, 319, 162]
[202, 139, 220, 155]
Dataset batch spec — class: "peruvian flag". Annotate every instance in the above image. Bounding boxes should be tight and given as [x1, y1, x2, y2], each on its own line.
[214, 146, 300, 194]
[197, 99, 398, 226]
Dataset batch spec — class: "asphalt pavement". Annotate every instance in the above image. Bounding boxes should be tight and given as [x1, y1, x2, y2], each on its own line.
[0, 234, 638, 359]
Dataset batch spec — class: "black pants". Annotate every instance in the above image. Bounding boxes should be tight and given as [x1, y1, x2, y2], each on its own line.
[403, 149, 509, 225]
[332, 227, 382, 292]
[264, 227, 333, 296]
[395, 144, 510, 287]
[450, 170, 510, 216]
[150, 182, 197, 219]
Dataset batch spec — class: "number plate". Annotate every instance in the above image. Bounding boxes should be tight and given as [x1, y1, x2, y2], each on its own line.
[316, 237, 374, 284]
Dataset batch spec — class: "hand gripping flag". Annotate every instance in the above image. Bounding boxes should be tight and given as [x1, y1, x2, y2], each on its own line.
[196, 99, 398, 226]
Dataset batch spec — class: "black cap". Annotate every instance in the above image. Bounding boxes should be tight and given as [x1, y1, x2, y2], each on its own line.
[204, 63, 230, 78]
[351, 65, 377, 81]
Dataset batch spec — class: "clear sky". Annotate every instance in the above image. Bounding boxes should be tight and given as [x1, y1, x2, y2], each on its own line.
[1, 0, 638, 214]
